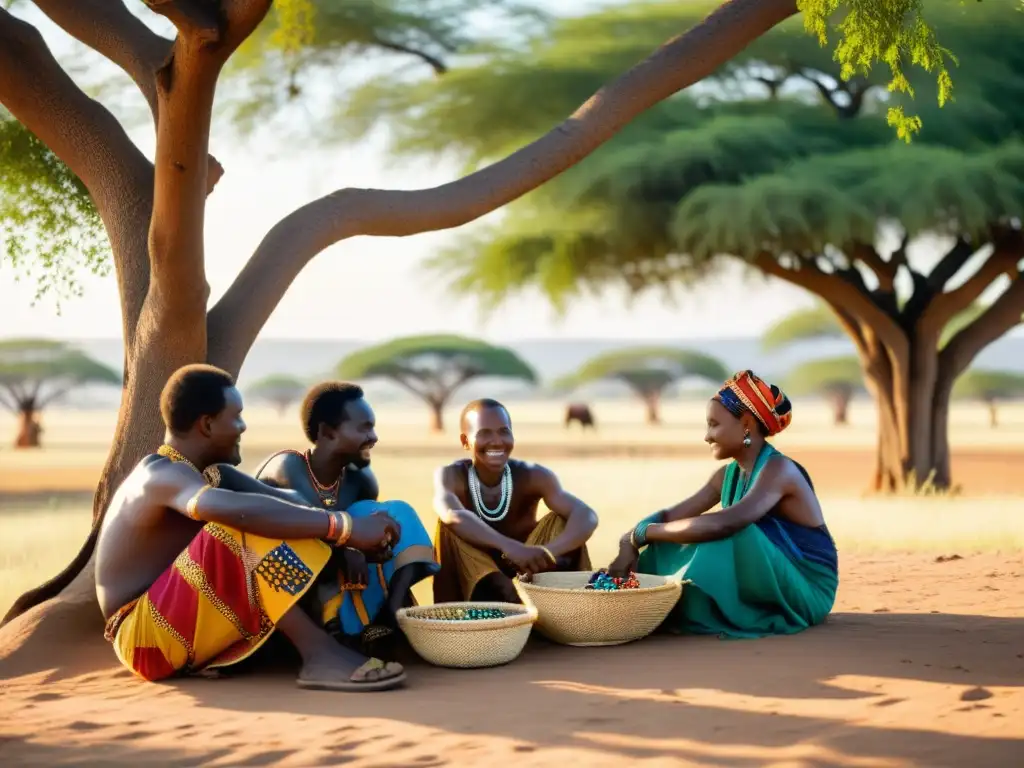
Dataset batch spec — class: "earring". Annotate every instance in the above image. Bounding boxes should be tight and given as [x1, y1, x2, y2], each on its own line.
[743, 430, 751, 447]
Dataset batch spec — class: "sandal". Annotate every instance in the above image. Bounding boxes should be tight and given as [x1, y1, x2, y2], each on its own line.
[296, 658, 407, 692]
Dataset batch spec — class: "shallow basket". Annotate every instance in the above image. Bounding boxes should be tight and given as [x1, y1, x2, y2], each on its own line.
[515, 571, 684, 647]
[396, 602, 538, 669]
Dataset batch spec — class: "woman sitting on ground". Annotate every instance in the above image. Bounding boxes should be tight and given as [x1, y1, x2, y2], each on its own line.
[608, 370, 838, 638]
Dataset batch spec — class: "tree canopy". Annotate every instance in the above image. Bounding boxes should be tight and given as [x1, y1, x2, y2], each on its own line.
[784, 355, 863, 425]
[336, 334, 536, 430]
[0, 338, 121, 447]
[953, 369, 1024, 403]
[390, 0, 1023, 489]
[246, 372, 307, 415]
[554, 346, 727, 424]
[952, 368, 1024, 428]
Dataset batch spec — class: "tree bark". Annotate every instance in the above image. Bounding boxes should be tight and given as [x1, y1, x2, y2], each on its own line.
[14, 407, 42, 449]
[755, 235, 1024, 494]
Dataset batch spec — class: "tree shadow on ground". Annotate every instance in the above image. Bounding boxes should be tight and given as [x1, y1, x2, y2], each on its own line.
[4, 611, 1020, 767]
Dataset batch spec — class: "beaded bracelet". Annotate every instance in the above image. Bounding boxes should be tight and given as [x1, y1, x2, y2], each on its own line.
[186, 484, 212, 521]
[629, 509, 667, 549]
[326, 511, 353, 547]
[335, 511, 353, 547]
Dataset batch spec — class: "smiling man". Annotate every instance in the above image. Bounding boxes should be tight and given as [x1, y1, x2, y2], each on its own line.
[96, 365, 407, 691]
[254, 382, 438, 659]
[432, 398, 598, 604]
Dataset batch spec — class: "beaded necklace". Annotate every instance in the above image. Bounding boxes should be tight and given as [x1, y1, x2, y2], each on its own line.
[467, 464, 512, 522]
[303, 450, 342, 507]
[156, 444, 221, 486]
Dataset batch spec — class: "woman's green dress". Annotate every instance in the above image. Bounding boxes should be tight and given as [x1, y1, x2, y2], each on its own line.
[638, 444, 838, 638]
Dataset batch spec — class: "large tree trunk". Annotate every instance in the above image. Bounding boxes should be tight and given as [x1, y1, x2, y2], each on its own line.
[14, 406, 41, 448]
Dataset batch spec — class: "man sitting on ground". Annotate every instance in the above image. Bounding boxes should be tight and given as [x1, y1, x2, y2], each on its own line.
[95, 364, 406, 692]
[254, 382, 438, 659]
[432, 398, 599, 603]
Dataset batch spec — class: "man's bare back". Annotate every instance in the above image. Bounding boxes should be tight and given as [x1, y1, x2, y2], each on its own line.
[95, 456, 205, 619]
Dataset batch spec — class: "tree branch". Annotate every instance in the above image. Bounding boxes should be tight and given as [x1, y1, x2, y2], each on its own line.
[371, 36, 448, 75]
[141, 0, 271, 321]
[926, 237, 976, 292]
[921, 243, 1018, 333]
[940, 274, 1024, 380]
[851, 241, 897, 293]
[206, 0, 801, 375]
[0, 8, 156, 344]
[32, 0, 171, 119]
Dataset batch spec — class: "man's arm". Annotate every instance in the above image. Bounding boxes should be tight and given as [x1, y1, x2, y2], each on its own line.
[432, 464, 522, 554]
[150, 461, 335, 540]
[644, 458, 789, 545]
[531, 465, 598, 558]
[211, 463, 308, 505]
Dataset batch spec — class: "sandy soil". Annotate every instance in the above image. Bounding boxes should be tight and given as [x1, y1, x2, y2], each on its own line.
[1, 553, 1021, 767]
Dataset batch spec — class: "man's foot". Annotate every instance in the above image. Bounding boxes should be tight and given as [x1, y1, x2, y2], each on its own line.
[296, 643, 406, 692]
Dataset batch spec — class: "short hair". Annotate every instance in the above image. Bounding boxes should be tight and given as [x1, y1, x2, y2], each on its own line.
[159, 364, 236, 435]
[459, 398, 510, 433]
[301, 381, 365, 442]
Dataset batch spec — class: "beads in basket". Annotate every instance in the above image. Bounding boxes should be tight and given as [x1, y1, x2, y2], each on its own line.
[428, 606, 508, 621]
[585, 569, 640, 591]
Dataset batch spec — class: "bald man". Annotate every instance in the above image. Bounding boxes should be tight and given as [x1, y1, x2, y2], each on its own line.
[431, 398, 598, 604]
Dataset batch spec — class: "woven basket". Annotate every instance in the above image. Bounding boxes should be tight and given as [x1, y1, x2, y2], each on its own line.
[515, 571, 684, 647]
[396, 602, 537, 669]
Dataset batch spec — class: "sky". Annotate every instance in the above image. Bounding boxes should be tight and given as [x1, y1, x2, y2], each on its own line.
[1, 2, 1015, 344]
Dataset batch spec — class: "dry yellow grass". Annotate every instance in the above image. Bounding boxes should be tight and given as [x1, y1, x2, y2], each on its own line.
[2, 399, 1023, 616]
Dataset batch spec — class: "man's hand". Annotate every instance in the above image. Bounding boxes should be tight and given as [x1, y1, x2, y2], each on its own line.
[503, 541, 555, 576]
[339, 548, 369, 587]
[607, 538, 639, 578]
[348, 511, 401, 553]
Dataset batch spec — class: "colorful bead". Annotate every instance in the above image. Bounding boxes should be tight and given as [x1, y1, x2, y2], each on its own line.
[584, 570, 641, 591]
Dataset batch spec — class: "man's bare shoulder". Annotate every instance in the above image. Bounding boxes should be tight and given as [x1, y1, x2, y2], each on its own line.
[136, 454, 196, 490]
[435, 459, 470, 488]
[254, 450, 305, 488]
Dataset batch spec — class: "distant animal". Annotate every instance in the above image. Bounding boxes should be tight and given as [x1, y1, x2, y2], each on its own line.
[564, 403, 596, 430]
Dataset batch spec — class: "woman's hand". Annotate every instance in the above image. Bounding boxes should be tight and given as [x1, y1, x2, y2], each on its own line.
[607, 537, 639, 578]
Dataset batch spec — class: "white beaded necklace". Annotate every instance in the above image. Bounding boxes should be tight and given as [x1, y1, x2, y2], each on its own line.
[467, 464, 513, 522]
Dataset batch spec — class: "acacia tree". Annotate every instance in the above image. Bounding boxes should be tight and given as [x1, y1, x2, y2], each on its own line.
[783, 356, 862, 426]
[372, 1, 1023, 492]
[553, 347, 726, 425]
[336, 334, 536, 431]
[0, 0, 968, 655]
[0, 339, 120, 448]
[953, 369, 1024, 429]
[247, 373, 306, 416]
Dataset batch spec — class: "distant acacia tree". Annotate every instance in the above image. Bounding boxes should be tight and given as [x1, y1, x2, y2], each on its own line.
[953, 369, 1024, 429]
[0, 339, 120, 448]
[554, 347, 727, 425]
[247, 373, 306, 417]
[336, 335, 537, 431]
[784, 356, 863, 426]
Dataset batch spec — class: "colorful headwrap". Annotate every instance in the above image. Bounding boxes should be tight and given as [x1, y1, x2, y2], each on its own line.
[713, 370, 793, 437]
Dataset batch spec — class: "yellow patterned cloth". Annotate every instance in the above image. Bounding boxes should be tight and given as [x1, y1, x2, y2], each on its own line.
[432, 512, 591, 603]
[104, 523, 331, 681]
